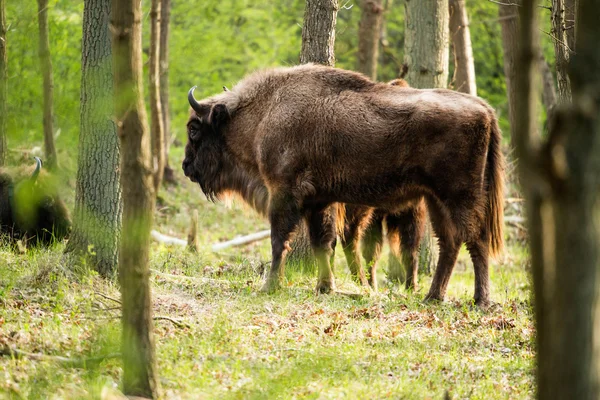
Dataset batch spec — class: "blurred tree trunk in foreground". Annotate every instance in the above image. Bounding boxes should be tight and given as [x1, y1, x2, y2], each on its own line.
[65, 0, 122, 278]
[0, 0, 6, 166]
[449, 0, 476, 95]
[291, 0, 339, 270]
[357, 0, 384, 80]
[111, 0, 159, 396]
[403, 0, 448, 275]
[160, 0, 175, 184]
[37, 0, 58, 170]
[150, 0, 165, 192]
[515, 0, 600, 398]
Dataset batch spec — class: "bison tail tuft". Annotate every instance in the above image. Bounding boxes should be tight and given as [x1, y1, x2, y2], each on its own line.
[486, 116, 505, 258]
[335, 203, 346, 239]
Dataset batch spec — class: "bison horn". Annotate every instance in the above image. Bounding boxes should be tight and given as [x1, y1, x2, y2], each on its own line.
[223, 86, 230, 92]
[31, 157, 42, 182]
[188, 86, 208, 115]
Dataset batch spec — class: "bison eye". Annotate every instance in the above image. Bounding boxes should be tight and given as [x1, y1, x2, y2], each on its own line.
[189, 128, 201, 141]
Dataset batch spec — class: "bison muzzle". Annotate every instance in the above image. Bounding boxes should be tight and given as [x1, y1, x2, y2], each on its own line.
[183, 64, 504, 306]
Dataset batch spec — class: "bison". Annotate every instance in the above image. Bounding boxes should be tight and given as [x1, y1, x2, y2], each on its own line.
[0, 157, 71, 246]
[183, 64, 504, 306]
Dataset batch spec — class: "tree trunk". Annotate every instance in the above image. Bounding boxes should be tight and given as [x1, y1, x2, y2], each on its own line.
[149, 0, 165, 192]
[290, 0, 340, 270]
[403, 0, 448, 274]
[565, 0, 576, 50]
[159, 0, 175, 184]
[449, 0, 476, 95]
[37, 0, 58, 170]
[403, 0, 449, 89]
[0, 0, 6, 167]
[357, 0, 384, 80]
[515, 0, 600, 398]
[498, 0, 521, 143]
[111, 0, 159, 396]
[540, 53, 557, 116]
[551, 0, 572, 103]
[300, 0, 339, 65]
[64, 0, 122, 278]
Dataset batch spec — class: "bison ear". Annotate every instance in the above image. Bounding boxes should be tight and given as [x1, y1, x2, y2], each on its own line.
[208, 103, 230, 128]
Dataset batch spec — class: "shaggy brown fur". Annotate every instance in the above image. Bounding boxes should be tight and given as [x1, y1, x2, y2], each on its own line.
[0, 159, 71, 246]
[183, 64, 504, 306]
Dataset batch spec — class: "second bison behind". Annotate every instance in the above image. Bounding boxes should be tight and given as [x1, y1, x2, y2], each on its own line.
[183, 64, 504, 307]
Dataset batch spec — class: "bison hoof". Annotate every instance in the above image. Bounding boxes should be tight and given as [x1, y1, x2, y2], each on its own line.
[260, 278, 281, 293]
[423, 293, 444, 304]
[474, 298, 491, 310]
[315, 280, 336, 294]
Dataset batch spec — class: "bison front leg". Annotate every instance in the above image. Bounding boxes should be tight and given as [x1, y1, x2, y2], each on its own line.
[396, 200, 427, 290]
[362, 212, 384, 290]
[341, 205, 371, 288]
[306, 205, 338, 294]
[262, 194, 302, 293]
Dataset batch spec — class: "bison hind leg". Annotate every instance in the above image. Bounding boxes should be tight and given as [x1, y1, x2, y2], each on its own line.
[466, 234, 491, 308]
[362, 212, 384, 290]
[341, 205, 372, 288]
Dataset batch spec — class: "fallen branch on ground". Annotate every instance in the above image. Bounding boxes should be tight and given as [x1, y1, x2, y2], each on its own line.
[0, 346, 120, 367]
[150, 269, 231, 285]
[151, 229, 271, 252]
[154, 316, 191, 329]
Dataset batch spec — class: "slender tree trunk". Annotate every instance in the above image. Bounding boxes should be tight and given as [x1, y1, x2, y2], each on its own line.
[403, 0, 449, 89]
[37, 0, 58, 170]
[291, 0, 340, 270]
[65, 0, 122, 278]
[449, 0, 476, 95]
[403, 0, 448, 274]
[357, 0, 384, 80]
[111, 0, 159, 396]
[159, 0, 175, 184]
[300, 0, 339, 65]
[551, 0, 572, 103]
[378, 0, 392, 78]
[0, 0, 6, 166]
[498, 0, 521, 143]
[515, 0, 600, 398]
[540, 53, 557, 116]
[565, 0, 576, 50]
[149, 0, 165, 192]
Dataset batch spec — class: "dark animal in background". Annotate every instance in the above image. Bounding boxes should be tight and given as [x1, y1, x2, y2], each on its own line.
[0, 157, 71, 246]
[183, 64, 504, 306]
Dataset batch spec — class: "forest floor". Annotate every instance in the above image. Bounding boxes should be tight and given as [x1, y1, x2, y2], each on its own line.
[0, 156, 534, 399]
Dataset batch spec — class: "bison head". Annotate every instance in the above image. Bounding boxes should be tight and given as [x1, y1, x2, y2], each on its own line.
[1, 157, 71, 246]
[183, 86, 232, 201]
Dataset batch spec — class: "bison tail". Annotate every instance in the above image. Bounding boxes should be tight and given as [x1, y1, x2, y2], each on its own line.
[335, 203, 346, 239]
[486, 116, 505, 258]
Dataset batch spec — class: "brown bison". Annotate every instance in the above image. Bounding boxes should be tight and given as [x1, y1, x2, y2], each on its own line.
[183, 64, 504, 306]
[0, 158, 71, 246]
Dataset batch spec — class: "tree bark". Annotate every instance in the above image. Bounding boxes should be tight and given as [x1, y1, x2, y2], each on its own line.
[159, 0, 175, 184]
[540, 53, 557, 116]
[149, 0, 165, 192]
[551, 0, 572, 103]
[449, 0, 476, 95]
[357, 0, 384, 80]
[65, 0, 122, 278]
[0, 0, 6, 166]
[515, 0, 600, 398]
[498, 0, 521, 143]
[403, 0, 448, 274]
[37, 0, 58, 170]
[111, 0, 159, 396]
[300, 0, 339, 66]
[403, 0, 449, 89]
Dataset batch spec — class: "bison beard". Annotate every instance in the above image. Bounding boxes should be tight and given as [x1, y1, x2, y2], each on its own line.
[0, 158, 71, 247]
[183, 64, 504, 306]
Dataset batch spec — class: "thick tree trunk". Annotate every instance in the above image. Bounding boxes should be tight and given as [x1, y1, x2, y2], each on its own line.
[403, 0, 448, 274]
[515, 0, 600, 398]
[403, 0, 449, 89]
[149, 0, 165, 192]
[357, 0, 384, 80]
[111, 0, 159, 396]
[0, 0, 6, 166]
[37, 0, 58, 170]
[65, 0, 122, 278]
[551, 0, 572, 103]
[449, 0, 476, 95]
[498, 0, 520, 143]
[300, 0, 339, 66]
[159, 0, 175, 184]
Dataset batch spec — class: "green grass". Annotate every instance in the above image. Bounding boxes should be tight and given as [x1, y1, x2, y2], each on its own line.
[0, 175, 534, 399]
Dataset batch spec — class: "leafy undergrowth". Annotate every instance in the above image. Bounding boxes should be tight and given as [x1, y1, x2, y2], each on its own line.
[0, 175, 534, 399]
